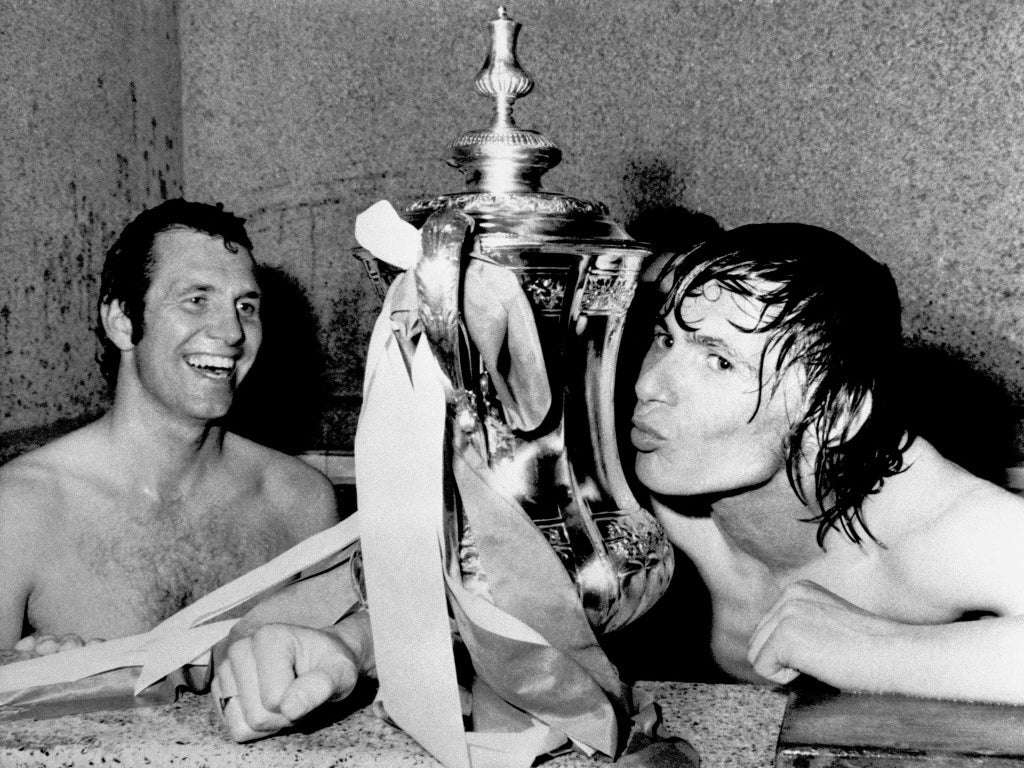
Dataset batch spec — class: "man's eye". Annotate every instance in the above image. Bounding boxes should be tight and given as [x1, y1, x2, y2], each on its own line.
[237, 301, 259, 317]
[654, 329, 673, 348]
[709, 355, 732, 372]
[185, 296, 206, 308]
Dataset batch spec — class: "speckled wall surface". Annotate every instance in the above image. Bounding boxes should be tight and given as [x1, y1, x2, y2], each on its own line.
[0, 0, 184, 456]
[179, 0, 1024, 466]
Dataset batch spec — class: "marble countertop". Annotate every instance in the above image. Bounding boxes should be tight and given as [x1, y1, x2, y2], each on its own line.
[0, 681, 787, 767]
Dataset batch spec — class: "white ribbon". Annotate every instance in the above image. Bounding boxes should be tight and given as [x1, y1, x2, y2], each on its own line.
[0, 517, 360, 697]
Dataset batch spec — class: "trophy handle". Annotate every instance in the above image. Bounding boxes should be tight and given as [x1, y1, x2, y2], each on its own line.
[415, 210, 475, 392]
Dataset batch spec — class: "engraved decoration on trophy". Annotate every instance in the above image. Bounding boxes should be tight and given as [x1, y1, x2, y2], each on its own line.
[359, 6, 673, 635]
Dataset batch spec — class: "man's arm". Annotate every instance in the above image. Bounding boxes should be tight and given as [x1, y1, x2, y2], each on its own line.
[260, 447, 341, 544]
[748, 580, 1024, 703]
[288, 462, 340, 541]
[0, 465, 43, 648]
[749, 492, 1024, 703]
[213, 611, 375, 742]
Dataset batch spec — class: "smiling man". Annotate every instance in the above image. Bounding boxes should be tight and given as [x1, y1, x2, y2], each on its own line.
[0, 199, 337, 652]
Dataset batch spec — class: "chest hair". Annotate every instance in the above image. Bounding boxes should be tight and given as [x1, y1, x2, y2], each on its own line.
[68, 495, 288, 628]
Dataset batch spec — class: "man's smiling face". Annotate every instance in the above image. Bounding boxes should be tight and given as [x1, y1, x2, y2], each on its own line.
[128, 228, 262, 423]
[631, 282, 805, 499]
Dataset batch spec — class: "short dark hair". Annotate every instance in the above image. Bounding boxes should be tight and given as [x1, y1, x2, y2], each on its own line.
[95, 198, 254, 387]
[658, 223, 912, 546]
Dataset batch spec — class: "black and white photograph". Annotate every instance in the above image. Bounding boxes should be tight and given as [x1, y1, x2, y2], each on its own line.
[2, 2, 1024, 765]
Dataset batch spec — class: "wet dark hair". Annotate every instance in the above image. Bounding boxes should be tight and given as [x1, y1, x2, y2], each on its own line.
[95, 198, 254, 387]
[658, 223, 912, 546]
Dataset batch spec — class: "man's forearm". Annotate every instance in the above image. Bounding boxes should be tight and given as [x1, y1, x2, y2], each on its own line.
[851, 616, 1024, 704]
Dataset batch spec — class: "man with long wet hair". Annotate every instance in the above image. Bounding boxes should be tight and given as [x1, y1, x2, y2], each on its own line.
[632, 223, 1024, 695]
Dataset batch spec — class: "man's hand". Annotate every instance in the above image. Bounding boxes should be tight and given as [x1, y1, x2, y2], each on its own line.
[13, 633, 104, 657]
[747, 580, 901, 689]
[212, 623, 364, 742]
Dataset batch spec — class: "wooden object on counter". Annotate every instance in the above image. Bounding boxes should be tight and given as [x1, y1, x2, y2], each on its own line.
[776, 682, 1024, 766]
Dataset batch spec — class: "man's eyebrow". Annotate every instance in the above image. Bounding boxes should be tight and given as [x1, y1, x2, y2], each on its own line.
[689, 331, 758, 374]
[172, 281, 215, 294]
[173, 282, 261, 298]
[688, 331, 735, 354]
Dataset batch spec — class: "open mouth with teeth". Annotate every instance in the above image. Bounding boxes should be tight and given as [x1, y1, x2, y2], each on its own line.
[185, 353, 237, 379]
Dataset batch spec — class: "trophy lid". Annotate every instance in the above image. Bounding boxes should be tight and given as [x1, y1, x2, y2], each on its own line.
[403, 7, 643, 246]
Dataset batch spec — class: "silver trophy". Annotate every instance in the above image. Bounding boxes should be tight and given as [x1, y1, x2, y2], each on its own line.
[359, 7, 673, 635]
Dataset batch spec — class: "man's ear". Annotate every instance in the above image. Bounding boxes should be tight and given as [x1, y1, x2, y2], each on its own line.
[99, 300, 136, 351]
[824, 390, 873, 447]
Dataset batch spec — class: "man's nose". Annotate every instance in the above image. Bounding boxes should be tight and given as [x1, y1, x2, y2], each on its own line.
[208, 305, 246, 346]
[635, 353, 675, 405]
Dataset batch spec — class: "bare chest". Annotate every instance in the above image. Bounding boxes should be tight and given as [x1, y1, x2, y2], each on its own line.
[28, 495, 292, 640]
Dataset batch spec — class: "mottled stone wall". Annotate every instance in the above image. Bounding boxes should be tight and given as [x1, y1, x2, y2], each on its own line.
[180, 0, 1024, 470]
[0, 0, 184, 458]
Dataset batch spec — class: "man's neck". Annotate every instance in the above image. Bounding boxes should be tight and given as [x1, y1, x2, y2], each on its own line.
[707, 467, 827, 572]
[101, 395, 227, 499]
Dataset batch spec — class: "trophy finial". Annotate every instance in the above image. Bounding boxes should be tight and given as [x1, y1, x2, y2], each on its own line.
[475, 7, 534, 130]
[447, 8, 561, 193]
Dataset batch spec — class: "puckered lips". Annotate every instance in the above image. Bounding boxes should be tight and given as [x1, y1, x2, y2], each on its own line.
[631, 416, 666, 452]
[184, 352, 238, 381]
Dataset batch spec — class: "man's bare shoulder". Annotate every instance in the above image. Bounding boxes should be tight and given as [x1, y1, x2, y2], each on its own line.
[223, 434, 338, 539]
[0, 423, 114, 574]
[875, 439, 1024, 612]
[887, 439, 1024, 530]
[0, 424, 108, 521]
[917, 470, 1024, 550]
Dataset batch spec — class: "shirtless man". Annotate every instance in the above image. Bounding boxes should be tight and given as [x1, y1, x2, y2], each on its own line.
[631, 223, 1024, 699]
[0, 199, 337, 651]
[212, 222, 1024, 741]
